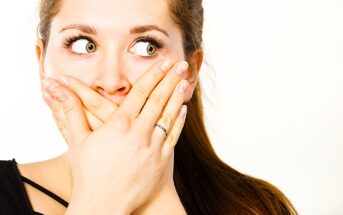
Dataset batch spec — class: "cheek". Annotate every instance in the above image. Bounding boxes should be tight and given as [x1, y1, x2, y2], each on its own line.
[125, 54, 186, 85]
[43, 47, 97, 84]
[43, 49, 63, 79]
[125, 58, 165, 84]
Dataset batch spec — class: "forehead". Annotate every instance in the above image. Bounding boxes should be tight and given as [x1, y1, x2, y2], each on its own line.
[52, 0, 173, 34]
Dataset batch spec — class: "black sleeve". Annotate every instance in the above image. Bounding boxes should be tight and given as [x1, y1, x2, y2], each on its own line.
[0, 159, 34, 215]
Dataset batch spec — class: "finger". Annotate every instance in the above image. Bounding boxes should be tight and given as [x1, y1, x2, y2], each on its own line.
[54, 108, 101, 141]
[52, 101, 102, 132]
[52, 110, 69, 143]
[42, 78, 91, 148]
[43, 91, 69, 143]
[150, 79, 189, 149]
[138, 61, 188, 129]
[57, 75, 117, 122]
[116, 58, 173, 119]
[43, 89, 103, 132]
[84, 109, 103, 131]
[161, 105, 187, 159]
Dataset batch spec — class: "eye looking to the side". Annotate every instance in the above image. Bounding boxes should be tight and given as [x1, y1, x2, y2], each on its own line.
[63, 34, 165, 57]
[130, 35, 164, 57]
[72, 39, 96, 54]
[63, 35, 97, 55]
[131, 41, 157, 56]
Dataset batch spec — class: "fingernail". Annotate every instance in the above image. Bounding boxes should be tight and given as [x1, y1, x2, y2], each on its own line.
[179, 105, 187, 119]
[178, 80, 189, 93]
[176, 61, 188, 75]
[59, 76, 70, 87]
[160, 59, 171, 72]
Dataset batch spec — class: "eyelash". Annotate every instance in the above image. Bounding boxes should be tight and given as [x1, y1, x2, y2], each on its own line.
[136, 35, 164, 50]
[63, 34, 96, 49]
[63, 34, 164, 56]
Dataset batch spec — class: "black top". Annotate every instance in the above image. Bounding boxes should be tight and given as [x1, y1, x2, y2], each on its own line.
[0, 159, 69, 215]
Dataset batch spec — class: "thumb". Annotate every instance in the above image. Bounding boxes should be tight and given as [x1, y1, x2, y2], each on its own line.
[43, 78, 91, 149]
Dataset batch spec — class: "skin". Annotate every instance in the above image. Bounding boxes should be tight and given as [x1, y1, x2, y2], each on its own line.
[17, 0, 203, 214]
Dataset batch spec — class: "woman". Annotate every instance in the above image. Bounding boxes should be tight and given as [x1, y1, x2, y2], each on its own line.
[0, 0, 298, 214]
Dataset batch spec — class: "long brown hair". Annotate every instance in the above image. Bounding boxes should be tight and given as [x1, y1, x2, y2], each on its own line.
[38, 0, 298, 214]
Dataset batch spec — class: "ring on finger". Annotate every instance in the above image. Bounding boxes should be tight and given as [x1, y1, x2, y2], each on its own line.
[155, 123, 168, 137]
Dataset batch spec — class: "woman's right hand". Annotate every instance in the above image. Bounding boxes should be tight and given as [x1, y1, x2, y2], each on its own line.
[41, 59, 189, 214]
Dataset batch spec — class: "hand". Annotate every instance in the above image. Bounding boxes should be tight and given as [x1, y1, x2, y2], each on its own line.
[42, 62, 186, 213]
[42, 74, 118, 142]
[41, 59, 190, 214]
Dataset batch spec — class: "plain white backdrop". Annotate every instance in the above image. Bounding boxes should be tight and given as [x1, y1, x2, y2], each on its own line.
[0, 1, 342, 214]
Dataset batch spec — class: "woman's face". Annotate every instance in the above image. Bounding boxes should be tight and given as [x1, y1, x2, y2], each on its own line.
[37, 0, 201, 105]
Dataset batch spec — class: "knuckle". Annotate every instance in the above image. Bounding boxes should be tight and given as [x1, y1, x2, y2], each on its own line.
[152, 69, 161, 80]
[134, 121, 150, 136]
[62, 102, 78, 120]
[113, 114, 131, 132]
[150, 93, 165, 106]
[160, 114, 174, 128]
[171, 93, 183, 105]
[67, 76, 83, 91]
[168, 76, 179, 86]
[132, 123, 149, 140]
[165, 136, 175, 148]
[50, 86, 63, 96]
[165, 139, 174, 147]
[133, 85, 149, 99]
[85, 95, 102, 111]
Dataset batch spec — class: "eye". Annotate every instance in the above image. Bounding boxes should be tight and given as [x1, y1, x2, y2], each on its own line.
[130, 36, 164, 57]
[64, 35, 97, 55]
[71, 39, 96, 54]
[131, 41, 158, 57]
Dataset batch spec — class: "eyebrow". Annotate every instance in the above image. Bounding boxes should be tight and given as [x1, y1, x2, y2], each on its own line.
[59, 24, 170, 37]
[130, 25, 169, 37]
[59, 24, 97, 35]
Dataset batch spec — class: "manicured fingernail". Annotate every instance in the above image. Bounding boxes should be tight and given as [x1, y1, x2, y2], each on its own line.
[176, 61, 188, 75]
[178, 80, 189, 93]
[179, 105, 187, 118]
[59, 76, 70, 87]
[160, 59, 171, 72]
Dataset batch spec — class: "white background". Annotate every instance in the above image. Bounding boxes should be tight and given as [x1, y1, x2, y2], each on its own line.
[0, 1, 342, 214]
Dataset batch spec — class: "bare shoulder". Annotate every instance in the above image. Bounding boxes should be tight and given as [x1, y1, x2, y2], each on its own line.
[16, 153, 71, 215]
[17, 153, 68, 185]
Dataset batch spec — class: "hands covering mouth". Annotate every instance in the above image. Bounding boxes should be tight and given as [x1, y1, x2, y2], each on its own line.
[40, 59, 190, 214]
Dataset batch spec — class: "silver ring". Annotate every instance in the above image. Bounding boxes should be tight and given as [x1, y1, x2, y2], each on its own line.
[155, 123, 168, 137]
